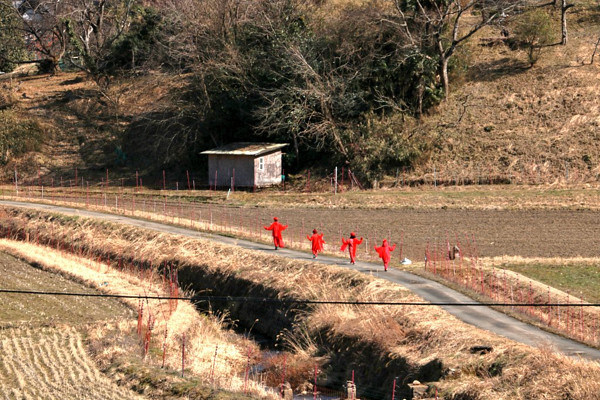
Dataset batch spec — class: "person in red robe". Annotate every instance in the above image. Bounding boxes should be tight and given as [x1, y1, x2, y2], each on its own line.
[307, 229, 325, 258]
[340, 232, 363, 264]
[374, 239, 396, 271]
[264, 217, 288, 250]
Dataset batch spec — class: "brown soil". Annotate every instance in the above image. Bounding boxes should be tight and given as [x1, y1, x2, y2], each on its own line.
[246, 206, 600, 259]
[0, 251, 134, 325]
[18, 188, 598, 260]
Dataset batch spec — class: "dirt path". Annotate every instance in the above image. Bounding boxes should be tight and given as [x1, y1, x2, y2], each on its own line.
[2, 200, 600, 362]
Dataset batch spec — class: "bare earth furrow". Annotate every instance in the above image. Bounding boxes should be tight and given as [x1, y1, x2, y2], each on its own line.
[37, 333, 63, 390]
[6, 334, 32, 395]
[0, 338, 12, 399]
[73, 331, 103, 382]
[48, 328, 70, 385]
[11, 331, 56, 400]
[66, 328, 96, 382]
[55, 330, 82, 391]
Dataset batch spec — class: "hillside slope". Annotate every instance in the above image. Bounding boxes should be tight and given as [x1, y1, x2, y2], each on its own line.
[410, 15, 600, 184]
[2, 5, 600, 185]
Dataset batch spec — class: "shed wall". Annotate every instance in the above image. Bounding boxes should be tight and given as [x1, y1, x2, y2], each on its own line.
[208, 155, 255, 187]
[255, 151, 282, 186]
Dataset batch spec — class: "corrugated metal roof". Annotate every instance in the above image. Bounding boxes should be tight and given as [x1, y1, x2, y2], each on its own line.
[200, 142, 288, 156]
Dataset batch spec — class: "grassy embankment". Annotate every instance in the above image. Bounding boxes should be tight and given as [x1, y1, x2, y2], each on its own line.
[500, 260, 600, 303]
[1, 207, 600, 399]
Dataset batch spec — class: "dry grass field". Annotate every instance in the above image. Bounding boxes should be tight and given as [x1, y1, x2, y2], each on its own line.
[0, 238, 271, 399]
[0, 252, 142, 400]
[0, 326, 143, 400]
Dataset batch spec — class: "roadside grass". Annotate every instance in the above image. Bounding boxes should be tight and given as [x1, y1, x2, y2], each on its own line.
[5, 185, 600, 302]
[406, 257, 600, 306]
[495, 260, 600, 303]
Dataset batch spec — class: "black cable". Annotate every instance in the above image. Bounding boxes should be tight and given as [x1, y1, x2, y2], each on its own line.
[0, 288, 599, 307]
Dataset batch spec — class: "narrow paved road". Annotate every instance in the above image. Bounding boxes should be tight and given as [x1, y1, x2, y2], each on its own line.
[2, 200, 600, 362]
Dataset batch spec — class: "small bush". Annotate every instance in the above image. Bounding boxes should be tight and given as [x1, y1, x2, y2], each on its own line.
[341, 113, 433, 187]
[0, 109, 45, 165]
[0, 87, 18, 110]
[513, 10, 556, 66]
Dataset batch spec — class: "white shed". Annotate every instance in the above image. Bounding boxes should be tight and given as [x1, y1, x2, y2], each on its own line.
[201, 142, 288, 188]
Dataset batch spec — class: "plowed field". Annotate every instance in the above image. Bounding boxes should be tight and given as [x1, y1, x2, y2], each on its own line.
[247, 207, 600, 259]
[0, 326, 142, 400]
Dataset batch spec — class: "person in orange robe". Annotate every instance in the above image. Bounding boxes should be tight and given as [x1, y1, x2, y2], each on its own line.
[307, 229, 325, 258]
[374, 239, 396, 271]
[340, 232, 363, 264]
[264, 217, 288, 250]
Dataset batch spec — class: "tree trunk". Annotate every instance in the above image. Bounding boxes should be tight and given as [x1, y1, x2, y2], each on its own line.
[440, 56, 450, 98]
[590, 37, 600, 64]
[561, 0, 567, 45]
[292, 133, 300, 167]
[561, 0, 574, 45]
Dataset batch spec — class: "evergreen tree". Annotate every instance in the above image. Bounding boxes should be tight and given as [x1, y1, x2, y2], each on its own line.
[0, 0, 26, 73]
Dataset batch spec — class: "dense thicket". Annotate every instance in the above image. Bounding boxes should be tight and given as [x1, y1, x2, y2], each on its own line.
[117, 0, 450, 182]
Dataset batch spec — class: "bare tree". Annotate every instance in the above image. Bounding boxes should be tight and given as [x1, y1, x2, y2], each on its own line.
[392, 0, 523, 96]
[68, 0, 134, 63]
[253, 45, 350, 160]
[16, 0, 71, 72]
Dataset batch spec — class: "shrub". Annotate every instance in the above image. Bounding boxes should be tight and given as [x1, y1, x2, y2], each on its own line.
[514, 10, 557, 66]
[0, 0, 26, 73]
[0, 109, 45, 165]
[341, 113, 433, 187]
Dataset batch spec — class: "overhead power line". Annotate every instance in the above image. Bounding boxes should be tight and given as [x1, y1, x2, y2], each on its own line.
[0, 288, 598, 307]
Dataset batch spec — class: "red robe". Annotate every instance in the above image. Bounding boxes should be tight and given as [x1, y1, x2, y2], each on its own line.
[375, 241, 396, 270]
[340, 237, 363, 263]
[264, 222, 288, 248]
[307, 233, 325, 256]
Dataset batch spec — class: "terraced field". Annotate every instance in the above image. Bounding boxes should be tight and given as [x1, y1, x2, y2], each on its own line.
[0, 252, 141, 399]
